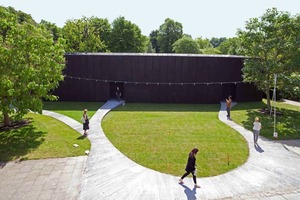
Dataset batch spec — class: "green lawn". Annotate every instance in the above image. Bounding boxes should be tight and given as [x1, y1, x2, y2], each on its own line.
[102, 103, 249, 177]
[0, 112, 90, 161]
[43, 101, 103, 123]
[231, 100, 300, 140]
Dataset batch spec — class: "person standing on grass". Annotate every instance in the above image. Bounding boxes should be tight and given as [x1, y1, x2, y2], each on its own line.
[253, 117, 262, 145]
[81, 109, 89, 136]
[226, 95, 232, 119]
[179, 148, 201, 188]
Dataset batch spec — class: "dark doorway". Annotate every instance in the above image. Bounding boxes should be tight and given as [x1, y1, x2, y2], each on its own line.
[222, 84, 236, 101]
[110, 82, 124, 100]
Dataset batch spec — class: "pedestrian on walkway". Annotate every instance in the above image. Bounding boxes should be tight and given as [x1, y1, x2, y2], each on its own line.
[81, 109, 89, 136]
[116, 87, 121, 101]
[226, 95, 232, 119]
[253, 117, 262, 145]
[179, 148, 201, 188]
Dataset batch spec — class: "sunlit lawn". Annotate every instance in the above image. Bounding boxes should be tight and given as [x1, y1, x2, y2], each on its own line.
[231, 99, 300, 140]
[102, 103, 249, 177]
[43, 101, 103, 123]
[0, 112, 90, 161]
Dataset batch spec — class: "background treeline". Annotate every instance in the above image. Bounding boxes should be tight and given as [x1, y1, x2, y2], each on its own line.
[0, 6, 237, 54]
[1, 6, 300, 103]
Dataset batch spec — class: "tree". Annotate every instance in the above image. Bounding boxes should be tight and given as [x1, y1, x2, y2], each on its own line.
[172, 36, 200, 54]
[149, 30, 160, 53]
[40, 20, 61, 42]
[110, 16, 147, 52]
[195, 37, 212, 49]
[89, 17, 111, 51]
[0, 7, 65, 126]
[210, 37, 227, 48]
[157, 18, 183, 53]
[62, 17, 107, 52]
[237, 8, 300, 111]
[218, 37, 241, 55]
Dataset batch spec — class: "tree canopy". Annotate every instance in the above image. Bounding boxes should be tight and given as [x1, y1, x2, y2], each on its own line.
[157, 18, 183, 53]
[110, 16, 147, 53]
[0, 6, 65, 126]
[237, 8, 300, 110]
[62, 17, 108, 52]
[172, 36, 200, 54]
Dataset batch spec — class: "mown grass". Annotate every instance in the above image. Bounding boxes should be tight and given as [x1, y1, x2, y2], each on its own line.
[43, 101, 103, 123]
[102, 103, 249, 177]
[231, 100, 300, 140]
[0, 112, 90, 161]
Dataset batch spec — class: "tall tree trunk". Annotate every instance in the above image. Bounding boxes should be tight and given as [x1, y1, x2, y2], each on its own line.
[4, 112, 11, 126]
[265, 89, 271, 112]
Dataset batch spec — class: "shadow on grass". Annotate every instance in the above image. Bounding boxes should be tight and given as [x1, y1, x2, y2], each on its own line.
[237, 101, 300, 140]
[0, 124, 46, 163]
[77, 135, 86, 140]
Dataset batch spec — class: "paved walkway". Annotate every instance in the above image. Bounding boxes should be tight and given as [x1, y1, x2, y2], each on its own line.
[0, 110, 89, 200]
[1, 100, 300, 199]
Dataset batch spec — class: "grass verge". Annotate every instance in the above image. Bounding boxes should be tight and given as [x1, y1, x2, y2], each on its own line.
[231, 100, 300, 140]
[0, 112, 90, 161]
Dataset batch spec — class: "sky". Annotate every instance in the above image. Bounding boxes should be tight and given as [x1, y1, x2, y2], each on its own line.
[1, 0, 299, 39]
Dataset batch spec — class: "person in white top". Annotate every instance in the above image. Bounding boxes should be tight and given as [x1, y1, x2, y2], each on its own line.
[253, 117, 262, 145]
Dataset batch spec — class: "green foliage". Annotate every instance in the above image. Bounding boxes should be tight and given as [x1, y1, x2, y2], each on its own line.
[149, 30, 160, 53]
[0, 6, 65, 125]
[62, 16, 108, 52]
[201, 47, 221, 55]
[237, 8, 300, 110]
[40, 19, 62, 41]
[195, 37, 212, 49]
[157, 18, 183, 53]
[110, 16, 148, 53]
[218, 37, 241, 55]
[172, 36, 200, 54]
[210, 37, 227, 48]
[102, 103, 248, 177]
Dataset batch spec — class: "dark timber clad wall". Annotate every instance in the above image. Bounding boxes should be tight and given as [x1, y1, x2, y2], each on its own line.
[54, 53, 262, 103]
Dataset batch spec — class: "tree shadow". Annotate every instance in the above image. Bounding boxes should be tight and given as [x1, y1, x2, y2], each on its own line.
[0, 123, 46, 162]
[180, 184, 197, 200]
[235, 102, 300, 140]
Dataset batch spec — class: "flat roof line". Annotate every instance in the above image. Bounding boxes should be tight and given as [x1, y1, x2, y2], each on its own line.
[65, 52, 248, 58]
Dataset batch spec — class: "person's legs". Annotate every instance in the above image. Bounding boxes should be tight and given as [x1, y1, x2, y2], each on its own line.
[254, 130, 259, 144]
[254, 130, 257, 143]
[226, 107, 230, 118]
[192, 171, 200, 188]
[181, 171, 190, 180]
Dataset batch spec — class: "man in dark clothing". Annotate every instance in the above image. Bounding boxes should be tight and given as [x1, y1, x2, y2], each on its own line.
[116, 87, 121, 101]
[179, 148, 200, 188]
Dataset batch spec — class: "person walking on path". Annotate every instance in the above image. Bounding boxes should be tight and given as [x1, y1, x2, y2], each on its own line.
[81, 109, 89, 136]
[226, 95, 232, 119]
[179, 148, 201, 188]
[253, 117, 262, 145]
[116, 87, 121, 101]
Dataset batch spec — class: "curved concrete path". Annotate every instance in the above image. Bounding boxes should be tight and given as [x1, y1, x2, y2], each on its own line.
[78, 100, 300, 200]
[1, 100, 300, 199]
